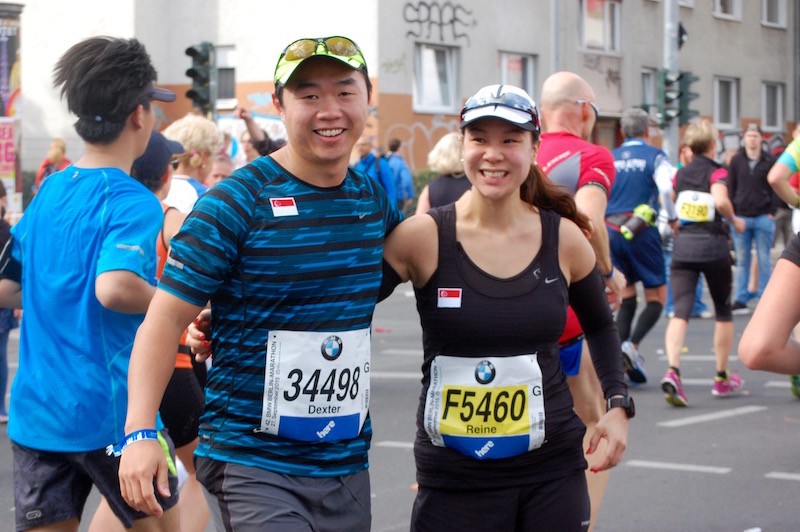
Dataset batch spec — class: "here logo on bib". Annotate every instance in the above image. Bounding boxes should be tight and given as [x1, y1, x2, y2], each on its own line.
[260, 329, 370, 442]
[423, 354, 546, 460]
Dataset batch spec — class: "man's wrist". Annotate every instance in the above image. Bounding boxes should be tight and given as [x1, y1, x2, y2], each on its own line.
[602, 267, 615, 280]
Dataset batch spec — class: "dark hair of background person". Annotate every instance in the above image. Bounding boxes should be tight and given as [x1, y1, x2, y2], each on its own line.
[52, 36, 156, 145]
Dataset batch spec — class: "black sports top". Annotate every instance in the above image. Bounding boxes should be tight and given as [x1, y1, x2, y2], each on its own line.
[412, 204, 587, 489]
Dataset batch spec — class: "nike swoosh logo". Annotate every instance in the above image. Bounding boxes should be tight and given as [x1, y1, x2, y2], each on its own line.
[359, 213, 368, 219]
[545, 277, 558, 284]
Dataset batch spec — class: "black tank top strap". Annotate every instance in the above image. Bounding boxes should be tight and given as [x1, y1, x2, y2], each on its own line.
[430, 203, 459, 265]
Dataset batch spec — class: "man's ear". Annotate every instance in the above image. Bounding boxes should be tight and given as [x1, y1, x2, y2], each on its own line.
[130, 103, 145, 130]
[272, 93, 283, 116]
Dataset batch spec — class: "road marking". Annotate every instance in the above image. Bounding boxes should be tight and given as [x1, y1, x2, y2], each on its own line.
[765, 472, 800, 482]
[657, 405, 767, 428]
[657, 355, 735, 362]
[377, 349, 422, 357]
[626, 460, 731, 474]
[680, 378, 714, 386]
[370, 371, 420, 380]
[375, 441, 414, 449]
[765, 381, 791, 388]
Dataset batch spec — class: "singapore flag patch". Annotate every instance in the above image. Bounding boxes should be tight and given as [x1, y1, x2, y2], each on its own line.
[270, 197, 299, 217]
[437, 288, 462, 308]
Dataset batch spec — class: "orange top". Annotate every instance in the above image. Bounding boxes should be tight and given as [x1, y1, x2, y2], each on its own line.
[157, 202, 193, 370]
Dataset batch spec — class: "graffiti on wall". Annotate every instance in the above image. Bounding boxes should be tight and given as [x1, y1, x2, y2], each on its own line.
[383, 115, 460, 173]
[582, 54, 621, 92]
[403, 1, 475, 44]
[715, 129, 788, 162]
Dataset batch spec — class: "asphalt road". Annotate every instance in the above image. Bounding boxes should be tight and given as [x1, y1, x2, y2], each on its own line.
[1, 283, 798, 532]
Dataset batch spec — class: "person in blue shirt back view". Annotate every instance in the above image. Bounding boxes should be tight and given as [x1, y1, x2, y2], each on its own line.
[0, 36, 181, 531]
[385, 137, 415, 214]
[355, 134, 397, 204]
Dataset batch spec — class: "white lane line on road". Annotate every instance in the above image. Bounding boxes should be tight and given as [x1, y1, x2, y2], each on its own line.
[765, 381, 791, 388]
[370, 371, 420, 380]
[765, 472, 800, 482]
[626, 460, 731, 474]
[375, 441, 414, 449]
[657, 355, 735, 362]
[657, 405, 767, 428]
[680, 378, 714, 386]
[378, 349, 422, 357]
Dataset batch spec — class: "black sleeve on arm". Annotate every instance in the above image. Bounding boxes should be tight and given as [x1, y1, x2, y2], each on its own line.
[568, 268, 628, 399]
[378, 259, 403, 302]
[0, 236, 21, 283]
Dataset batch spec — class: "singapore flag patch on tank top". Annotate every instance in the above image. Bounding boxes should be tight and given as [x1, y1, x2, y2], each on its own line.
[437, 288, 462, 308]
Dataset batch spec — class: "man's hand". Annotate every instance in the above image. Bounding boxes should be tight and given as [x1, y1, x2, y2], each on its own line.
[604, 267, 626, 311]
[731, 216, 746, 234]
[118, 439, 171, 517]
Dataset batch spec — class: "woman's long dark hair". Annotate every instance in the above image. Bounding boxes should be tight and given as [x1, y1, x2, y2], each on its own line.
[520, 163, 591, 235]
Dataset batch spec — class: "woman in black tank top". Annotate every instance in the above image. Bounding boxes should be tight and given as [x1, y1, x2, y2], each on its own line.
[381, 84, 630, 532]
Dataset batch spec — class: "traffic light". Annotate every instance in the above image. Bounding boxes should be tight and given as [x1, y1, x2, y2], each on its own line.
[656, 68, 681, 127]
[678, 71, 700, 126]
[185, 42, 216, 116]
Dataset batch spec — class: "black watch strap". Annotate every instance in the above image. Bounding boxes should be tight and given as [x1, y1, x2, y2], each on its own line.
[607, 394, 635, 419]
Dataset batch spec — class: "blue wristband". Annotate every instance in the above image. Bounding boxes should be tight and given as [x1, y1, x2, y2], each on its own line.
[602, 268, 614, 280]
[106, 429, 158, 457]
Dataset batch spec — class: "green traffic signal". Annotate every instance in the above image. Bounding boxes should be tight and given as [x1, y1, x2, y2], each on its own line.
[185, 42, 216, 115]
[657, 68, 700, 127]
[678, 71, 700, 126]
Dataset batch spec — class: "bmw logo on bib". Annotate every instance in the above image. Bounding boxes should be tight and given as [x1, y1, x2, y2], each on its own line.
[474, 360, 496, 384]
[321, 336, 343, 360]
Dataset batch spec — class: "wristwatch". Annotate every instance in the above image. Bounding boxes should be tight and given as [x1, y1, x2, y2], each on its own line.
[606, 394, 635, 419]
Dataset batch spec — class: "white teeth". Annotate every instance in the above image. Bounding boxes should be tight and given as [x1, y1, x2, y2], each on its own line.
[318, 129, 343, 137]
[483, 171, 505, 178]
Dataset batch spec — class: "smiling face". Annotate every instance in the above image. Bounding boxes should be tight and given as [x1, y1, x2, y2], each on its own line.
[274, 56, 370, 180]
[462, 117, 537, 202]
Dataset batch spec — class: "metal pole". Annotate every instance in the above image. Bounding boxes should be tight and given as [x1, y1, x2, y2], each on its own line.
[663, 0, 679, 161]
[551, 0, 560, 73]
[794, 0, 799, 123]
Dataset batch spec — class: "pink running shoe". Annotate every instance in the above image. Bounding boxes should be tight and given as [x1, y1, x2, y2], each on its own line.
[661, 370, 688, 407]
[712, 372, 743, 397]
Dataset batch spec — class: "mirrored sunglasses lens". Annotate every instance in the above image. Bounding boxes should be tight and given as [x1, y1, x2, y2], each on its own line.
[324, 37, 359, 57]
[283, 39, 317, 61]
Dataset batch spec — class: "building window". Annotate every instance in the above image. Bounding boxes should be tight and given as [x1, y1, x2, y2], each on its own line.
[762, 82, 784, 132]
[714, 77, 739, 130]
[499, 52, 536, 98]
[581, 0, 621, 53]
[641, 69, 657, 118]
[215, 45, 236, 110]
[413, 43, 458, 113]
[762, 0, 786, 27]
[713, 0, 741, 20]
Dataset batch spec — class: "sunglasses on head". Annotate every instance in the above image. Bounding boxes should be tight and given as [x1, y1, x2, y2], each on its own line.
[462, 89, 540, 130]
[575, 99, 599, 119]
[274, 36, 366, 87]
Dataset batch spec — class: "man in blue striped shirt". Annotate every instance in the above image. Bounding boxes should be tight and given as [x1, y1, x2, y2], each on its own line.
[119, 36, 402, 530]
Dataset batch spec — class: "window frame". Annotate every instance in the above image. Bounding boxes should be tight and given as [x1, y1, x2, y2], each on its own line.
[761, 82, 784, 133]
[713, 0, 742, 20]
[713, 76, 739, 131]
[641, 68, 657, 119]
[412, 42, 459, 114]
[214, 44, 237, 110]
[761, 0, 787, 28]
[498, 51, 537, 98]
[580, 0, 622, 54]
